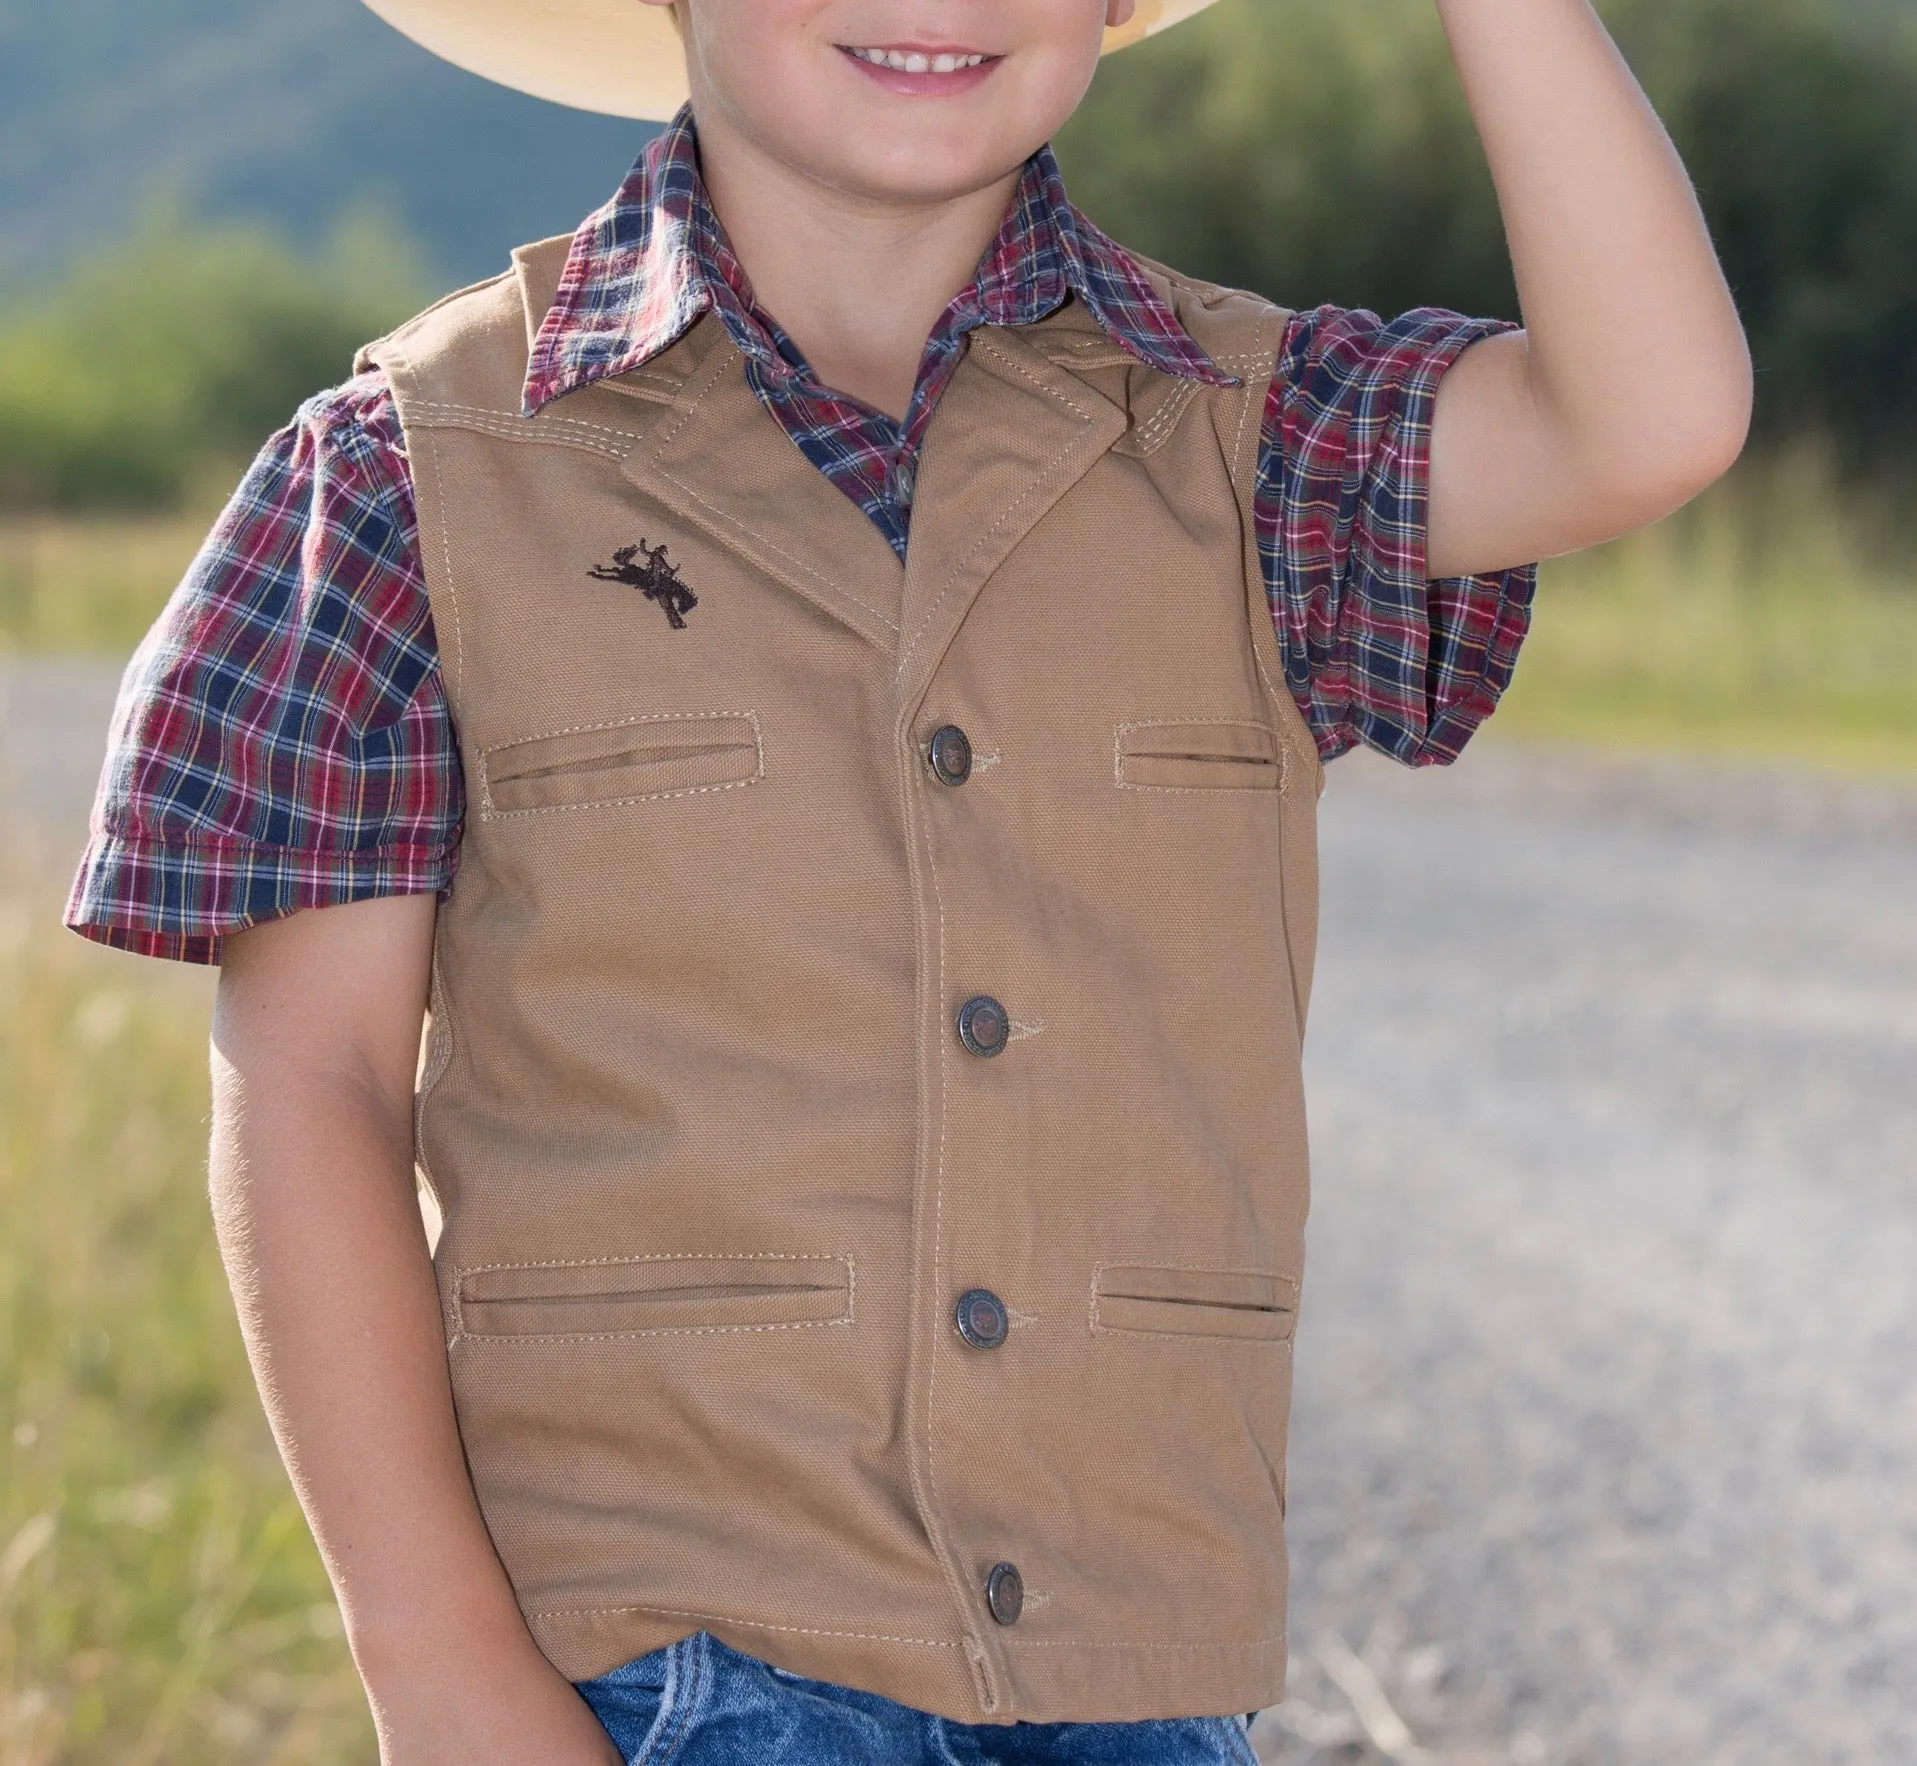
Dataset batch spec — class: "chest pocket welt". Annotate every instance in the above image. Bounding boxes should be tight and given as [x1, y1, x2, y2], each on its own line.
[455, 1255, 853, 1338]
[478, 711, 763, 816]
[1115, 719, 1284, 792]
[1092, 1266, 1298, 1342]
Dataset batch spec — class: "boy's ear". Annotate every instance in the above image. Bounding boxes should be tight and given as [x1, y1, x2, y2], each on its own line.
[1106, 0, 1138, 27]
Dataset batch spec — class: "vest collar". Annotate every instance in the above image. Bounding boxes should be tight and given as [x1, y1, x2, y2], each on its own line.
[611, 309, 1136, 673]
[619, 321, 913, 648]
[522, 107, 1234, 419]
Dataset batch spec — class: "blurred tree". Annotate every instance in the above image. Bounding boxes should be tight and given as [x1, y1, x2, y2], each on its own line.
[1059, 0, 1917, 465]
[1062, 2, 1508, 330]
[0, 213, 425, 510]
[1641, 0, 1917, 459]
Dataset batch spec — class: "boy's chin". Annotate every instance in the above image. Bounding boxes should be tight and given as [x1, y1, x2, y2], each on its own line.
[723, 98, 1051, 205]
[833, 132, 1043, 204]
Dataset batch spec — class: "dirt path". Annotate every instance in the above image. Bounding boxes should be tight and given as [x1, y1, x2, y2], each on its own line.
[1268, 747, 1917, 1765]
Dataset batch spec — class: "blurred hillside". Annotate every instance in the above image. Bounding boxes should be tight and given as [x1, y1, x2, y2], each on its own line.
[0, 0, 652, 295]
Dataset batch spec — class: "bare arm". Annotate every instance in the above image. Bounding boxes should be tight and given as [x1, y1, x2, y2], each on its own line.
[1425, 0, 1753, 578]
[211, 894, 618, 1765]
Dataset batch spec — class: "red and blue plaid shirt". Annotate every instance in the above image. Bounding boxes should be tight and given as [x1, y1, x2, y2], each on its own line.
[68, 109, 1534, 963]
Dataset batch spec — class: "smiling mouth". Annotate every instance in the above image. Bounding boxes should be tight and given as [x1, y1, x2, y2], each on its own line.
[841, 45, 997, 74]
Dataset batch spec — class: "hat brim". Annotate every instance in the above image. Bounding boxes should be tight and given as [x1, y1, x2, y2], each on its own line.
[362, 0, 1220, 123]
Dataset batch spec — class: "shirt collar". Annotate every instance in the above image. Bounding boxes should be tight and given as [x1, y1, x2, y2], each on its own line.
[523, 106, 1233, 416]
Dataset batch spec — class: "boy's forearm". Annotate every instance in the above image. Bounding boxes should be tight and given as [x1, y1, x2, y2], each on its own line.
[1428, 0, 1752, 568]
[209, 901, 537, 1693]
[209, 1072, 529, 1681]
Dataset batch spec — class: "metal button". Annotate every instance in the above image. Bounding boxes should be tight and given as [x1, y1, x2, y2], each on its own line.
[954, 1289, 1009, 1350]
[889, 454, 917, 506]
[985, 1562, 1024, 1626]
[926, 724, 973, 787]
[956, 995, 1010, 1058]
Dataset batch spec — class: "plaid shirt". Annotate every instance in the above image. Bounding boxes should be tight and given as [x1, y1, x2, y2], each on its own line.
[68, 109, 1534, 964]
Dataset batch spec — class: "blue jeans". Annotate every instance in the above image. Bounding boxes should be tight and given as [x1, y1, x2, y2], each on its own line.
[576, 1633, 1259, 1765]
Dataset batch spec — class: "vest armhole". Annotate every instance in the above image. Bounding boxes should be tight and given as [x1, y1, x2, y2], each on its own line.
[1207, 309, 1313, 771]
[1214, 304, 1324, 1037]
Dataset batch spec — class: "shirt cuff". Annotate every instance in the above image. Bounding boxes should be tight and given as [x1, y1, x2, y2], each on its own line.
[64, 829, 456, 965]
[1279, 310, 1540, 768]
[1369, 327, 1533, 766]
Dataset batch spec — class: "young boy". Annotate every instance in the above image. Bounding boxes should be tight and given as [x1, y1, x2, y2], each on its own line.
[67, 1, 1750, 1760]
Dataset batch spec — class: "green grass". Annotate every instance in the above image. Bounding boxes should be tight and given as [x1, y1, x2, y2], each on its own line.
[1499, 462, 1917, 775]
[0, 512, 217, 656]
[0, 888, 372, 1764]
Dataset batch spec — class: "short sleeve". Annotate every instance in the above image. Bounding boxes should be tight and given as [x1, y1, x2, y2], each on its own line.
[1256, 305, 1538, 766]
[64, 373, 463, 964]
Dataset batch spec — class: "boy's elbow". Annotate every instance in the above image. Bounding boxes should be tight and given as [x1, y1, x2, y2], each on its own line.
[1677, 352, 1756, 492]
[1667, 321, 1755, 482]
[1592, 353, 1755, 530]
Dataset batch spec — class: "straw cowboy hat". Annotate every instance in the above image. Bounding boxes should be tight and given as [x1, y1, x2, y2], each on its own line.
[361, 0, 1220, 122]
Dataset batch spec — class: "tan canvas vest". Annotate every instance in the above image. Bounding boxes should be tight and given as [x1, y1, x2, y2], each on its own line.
[361, 238, 1321, 1724]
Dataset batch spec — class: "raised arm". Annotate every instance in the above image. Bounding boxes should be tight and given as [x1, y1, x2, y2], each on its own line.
[211, 895, 618, 1766]
[1425, 0, 1753, 579]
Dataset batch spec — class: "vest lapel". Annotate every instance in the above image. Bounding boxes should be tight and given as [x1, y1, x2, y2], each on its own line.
[618, 327, 907, 651]
[895, 325, 1129, 709]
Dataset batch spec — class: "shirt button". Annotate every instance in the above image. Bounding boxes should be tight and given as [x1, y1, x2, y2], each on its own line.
[889, 454, 916, 506]
[985, 1562, 1024, 1626]
[925, 724, 973, 786]
[956, 995, 1010, 1058]
[954, 1289, 1010, 1349]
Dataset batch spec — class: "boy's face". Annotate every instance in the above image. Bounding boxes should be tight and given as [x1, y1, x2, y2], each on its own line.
[648, 0, 1137, 204]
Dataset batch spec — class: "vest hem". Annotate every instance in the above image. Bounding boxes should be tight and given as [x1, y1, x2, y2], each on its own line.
[530, 1601, 1288, 1726]
[1000, 1634, 1289, 1727]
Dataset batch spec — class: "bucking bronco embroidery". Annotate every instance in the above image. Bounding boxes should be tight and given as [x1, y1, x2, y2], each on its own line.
[589, 541, 699, 630]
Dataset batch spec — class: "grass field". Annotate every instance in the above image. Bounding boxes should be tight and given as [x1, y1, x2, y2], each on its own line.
[0, 890, 372, 1765]
[0, 512, 222, 658]
[1496, 460, 1917, 775]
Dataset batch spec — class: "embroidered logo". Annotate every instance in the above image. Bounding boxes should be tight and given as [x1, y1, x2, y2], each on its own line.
[588, 541, 699, 630]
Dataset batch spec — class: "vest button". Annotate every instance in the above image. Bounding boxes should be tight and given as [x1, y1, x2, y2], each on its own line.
[985, 1561, 1024, 1626]
[954, 1289, 1010, 1349]
[925, 724, 973, 787]
[956, 995, 1010, 1058]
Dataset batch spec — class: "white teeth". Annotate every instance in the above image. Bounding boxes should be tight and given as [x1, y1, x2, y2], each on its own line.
[848, 46, 987, 73]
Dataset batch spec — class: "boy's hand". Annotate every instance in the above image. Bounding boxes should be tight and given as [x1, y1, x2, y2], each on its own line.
[1424, 0, 1752, 579]
[367, 1632, 623, 1765]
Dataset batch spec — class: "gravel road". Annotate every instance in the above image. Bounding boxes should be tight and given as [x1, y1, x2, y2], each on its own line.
[5, 659, 1913, 1766]
[0, 654, 125, 871]
[1272, 747, 1917, 1766]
